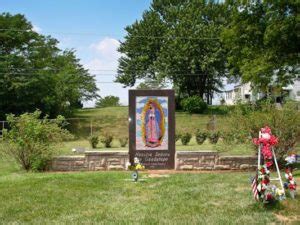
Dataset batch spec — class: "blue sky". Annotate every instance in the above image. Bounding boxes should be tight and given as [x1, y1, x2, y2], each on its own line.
[1, 0, 152, 106]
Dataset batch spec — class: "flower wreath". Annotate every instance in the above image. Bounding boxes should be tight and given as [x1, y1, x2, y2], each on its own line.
[284, 168, 297, 191]
[284, 154, 297, 198]
[253, 126, 278, 168]
[256, 165, 284, 202]
[253, 126, 284, 203]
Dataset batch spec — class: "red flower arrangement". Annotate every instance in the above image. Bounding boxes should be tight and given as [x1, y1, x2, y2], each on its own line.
[253, 126, 278, 168]
[257, 165, 273, 202]
[253, 126, 285, 203]
[284, 167, 297, 198]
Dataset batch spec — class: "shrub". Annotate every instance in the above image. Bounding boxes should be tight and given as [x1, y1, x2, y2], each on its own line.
[2, 110, 72, 171]
[204, 105, 235, 115]
[119, 137, 128, 147]
[101, 134, 113, 148]
[181, 96, 207, 114]
[96, 95, 120, 108]
[221, 131, 235, 144]
[88, 135, 99, 148]
[208, 132, 220, 144]
[175, 133, 182, 142]
[195, 130, 207, 145]
[180, 132, 192, 145]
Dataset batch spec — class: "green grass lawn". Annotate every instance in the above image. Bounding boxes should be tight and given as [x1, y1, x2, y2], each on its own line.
[0, 159, 299, 224]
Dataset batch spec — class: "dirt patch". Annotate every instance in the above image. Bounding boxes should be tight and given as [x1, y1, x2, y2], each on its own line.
[148, 174, 170, 178]
[275, 214, 300, 224]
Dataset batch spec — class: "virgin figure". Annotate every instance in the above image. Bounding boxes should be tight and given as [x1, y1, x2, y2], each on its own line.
[145, 103, 160, 147]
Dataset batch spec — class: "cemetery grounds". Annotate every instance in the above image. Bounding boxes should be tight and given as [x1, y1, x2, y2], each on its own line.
[0, 107, 299, 224]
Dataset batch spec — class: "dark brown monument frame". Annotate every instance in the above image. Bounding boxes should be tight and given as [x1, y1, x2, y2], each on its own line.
[129, 89, 175, 169]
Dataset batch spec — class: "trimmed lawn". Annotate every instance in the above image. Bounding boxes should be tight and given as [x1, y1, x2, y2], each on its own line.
[0, 160, 299, 224]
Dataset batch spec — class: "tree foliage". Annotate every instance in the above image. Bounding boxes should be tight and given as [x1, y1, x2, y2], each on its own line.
[0, 13, 99, 119]
[181, 95, 207, 113]
[95, 95, 120, 108]
[136, 78, 167, 90]
[116, 0, 227, 102]
[222, 0, 299, 91]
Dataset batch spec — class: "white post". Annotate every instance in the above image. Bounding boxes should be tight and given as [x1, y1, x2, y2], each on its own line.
[90, 119, 93, 136]
[257, 131, 261, 168]
[272, 147, 285, 196]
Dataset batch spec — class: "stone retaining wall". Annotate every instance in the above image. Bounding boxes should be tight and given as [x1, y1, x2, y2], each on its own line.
[51, 151, 129, 171]
[50, 151, 257, 171]
[176, 152, 257, 170]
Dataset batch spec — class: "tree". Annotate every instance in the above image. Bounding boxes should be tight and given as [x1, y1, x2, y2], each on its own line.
[116, 0, 227, 103]
[222, 0, 299, 92]
[95, 95, 121, 108]
[136, 78, 167, 90]
[0, 13, 99, 119]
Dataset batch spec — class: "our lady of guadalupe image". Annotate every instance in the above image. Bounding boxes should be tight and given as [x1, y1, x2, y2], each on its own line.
[135, 97, 167, 150]
[143, 101, 163, 147]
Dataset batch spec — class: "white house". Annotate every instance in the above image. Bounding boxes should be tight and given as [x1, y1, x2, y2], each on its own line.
[223, 78, 300, 105]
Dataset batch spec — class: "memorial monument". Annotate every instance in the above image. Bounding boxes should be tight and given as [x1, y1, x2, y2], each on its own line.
[129, 90, 175, 169]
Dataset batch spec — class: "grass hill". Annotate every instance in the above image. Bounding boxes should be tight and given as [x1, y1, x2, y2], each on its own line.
[69, 106, 229, 138]
[57, 107, 253, 156]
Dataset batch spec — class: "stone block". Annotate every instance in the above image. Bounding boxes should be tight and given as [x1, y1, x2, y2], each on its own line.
[183, 158, 199, 162]
[74, 161, 85, 166]
[95, 166, 105, 171]
[204, 156, 215, 160]
[179, 165, 194, 170]
[214, 165, 230, 170]
[204, 166, 213, 170]
[240, 164, 250, 169]
[193, 167, 205, 170]
[108, 165, 124, 170]
[107, 158, 121, 162]
[55, 162, 71, 167]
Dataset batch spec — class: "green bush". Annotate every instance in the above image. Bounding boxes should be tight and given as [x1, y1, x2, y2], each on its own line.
[181, 96, 207, 114]
[119, 137, 128, 147]
[195, 130, 207, 145]
[2, 110, 72, 171]
[175, 133, 182, 142]
[221, 131, 235, 144]
[180, 132, 192, 145]
[31, 156, 49, 172]
[208, 132, 220, 144]
[88, 135, 99, 148]
[101, 134, 113, 148]
[96, 95, 120, 108]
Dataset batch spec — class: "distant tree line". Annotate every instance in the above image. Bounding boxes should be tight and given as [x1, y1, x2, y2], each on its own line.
[95, 95, 121, 108]
[116, 0, 299, 104]
[0, 13, 98, 119]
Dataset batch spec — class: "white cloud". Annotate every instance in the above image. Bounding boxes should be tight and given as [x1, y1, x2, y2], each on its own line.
[32, 24, 42, 33]
[89, 37, 121, 60]
[85, 58, 118, 71]
[85, 37, 122, 71]
[83, 37, 129, 108]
